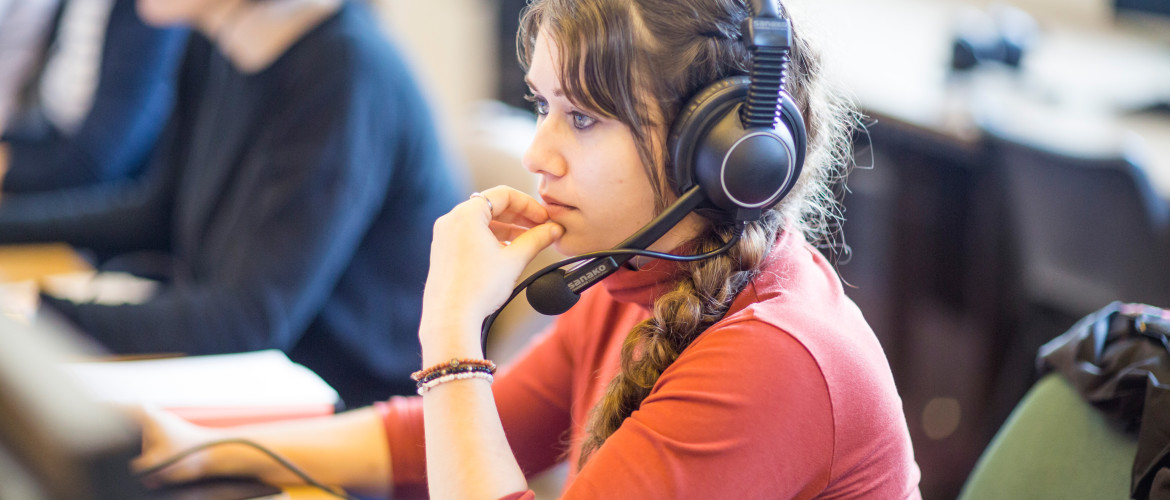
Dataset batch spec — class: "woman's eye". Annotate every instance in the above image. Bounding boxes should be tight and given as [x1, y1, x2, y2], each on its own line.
[570, 111, 597, 130]
[523, 94, 549, 116]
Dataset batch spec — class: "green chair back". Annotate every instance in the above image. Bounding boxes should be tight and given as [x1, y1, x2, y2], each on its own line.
[958, 374, 1139, 500]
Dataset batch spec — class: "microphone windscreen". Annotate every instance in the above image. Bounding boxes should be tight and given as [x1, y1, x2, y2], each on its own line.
[526, 269, 580, 315]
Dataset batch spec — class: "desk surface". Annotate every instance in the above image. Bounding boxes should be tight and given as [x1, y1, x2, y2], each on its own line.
[0, 242, 91, 282]
[281, 485, 349, 499]
[150, 479, 345, 500]
[0, 243, 91, 321]
[812, 0, 1170, 196]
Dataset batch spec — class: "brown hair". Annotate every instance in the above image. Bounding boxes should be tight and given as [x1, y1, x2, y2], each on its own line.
[518, 0, 857, 468]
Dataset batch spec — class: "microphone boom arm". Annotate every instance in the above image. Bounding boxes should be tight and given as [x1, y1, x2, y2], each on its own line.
[561, 185, 705, 294]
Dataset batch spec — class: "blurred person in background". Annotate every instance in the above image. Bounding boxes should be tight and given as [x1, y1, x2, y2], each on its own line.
[0, 0, 59, 135]
[0, 0, 187, 193]
[0, 0, 465, 408]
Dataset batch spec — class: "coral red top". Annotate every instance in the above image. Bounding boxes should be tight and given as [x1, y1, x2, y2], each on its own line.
[376, 230, 922, 499]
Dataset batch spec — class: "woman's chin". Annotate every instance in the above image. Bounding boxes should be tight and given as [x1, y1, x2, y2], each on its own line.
[551, 232, 620, 258]
[550, 239, 580, 257]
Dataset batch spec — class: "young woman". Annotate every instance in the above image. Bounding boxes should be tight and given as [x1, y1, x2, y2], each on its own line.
[135, 0, 922, 498]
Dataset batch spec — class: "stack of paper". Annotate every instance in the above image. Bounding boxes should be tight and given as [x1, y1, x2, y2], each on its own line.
[62, 350, 340, 427]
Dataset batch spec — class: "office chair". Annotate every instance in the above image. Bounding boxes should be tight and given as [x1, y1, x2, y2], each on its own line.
[976, 111, 1170, 443]
[958, 374, 1139, 500]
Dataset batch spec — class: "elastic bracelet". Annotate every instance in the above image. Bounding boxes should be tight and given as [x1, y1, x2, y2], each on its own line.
[415, 364, 495, 387]
[411, 357, 497, 382]
[416, 371, 494, 395]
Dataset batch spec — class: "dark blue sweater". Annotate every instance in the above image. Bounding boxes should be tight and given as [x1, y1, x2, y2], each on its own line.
[2, 0, 187, 192]
[0, 2, 465, 407]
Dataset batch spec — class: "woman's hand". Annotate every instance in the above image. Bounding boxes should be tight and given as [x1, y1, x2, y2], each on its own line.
[132, 407, 391, 496]
[420, 185, 563, 358]
[131, 405, 225, 487]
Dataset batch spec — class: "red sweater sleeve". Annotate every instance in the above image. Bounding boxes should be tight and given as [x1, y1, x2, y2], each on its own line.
[560, 318, 837, 499]
[375, 319, 580, 497]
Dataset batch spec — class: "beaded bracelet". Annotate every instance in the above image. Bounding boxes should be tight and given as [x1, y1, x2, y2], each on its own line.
[411, 357, 497, 382]
[416, 371, 494, 395]
[415, 363, 495, 388]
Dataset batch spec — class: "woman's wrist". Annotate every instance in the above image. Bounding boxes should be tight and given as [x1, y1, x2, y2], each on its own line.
[420, 341, 486, 368]
[178, 429, 235, 479]
[201, 435, 292, 485]
[419, 315, 485, 365]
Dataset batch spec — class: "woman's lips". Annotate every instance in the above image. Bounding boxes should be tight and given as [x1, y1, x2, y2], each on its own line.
[540, 194, 576, 218]
[544, 203, 573, 219]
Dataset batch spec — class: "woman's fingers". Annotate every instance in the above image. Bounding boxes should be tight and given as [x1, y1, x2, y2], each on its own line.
[505, 222, 563, 262]
[474, 186, 550, 227]
[472, 186, 563, 260]
[424, 185, 562, 325]
[489, 221, 531, 243]
[131, 404, 215, 486]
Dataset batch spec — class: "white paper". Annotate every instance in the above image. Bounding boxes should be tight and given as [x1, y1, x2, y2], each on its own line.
[62, 350, 339, 408]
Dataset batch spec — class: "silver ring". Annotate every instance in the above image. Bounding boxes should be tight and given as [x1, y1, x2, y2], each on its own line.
[469, 192, 493, 215]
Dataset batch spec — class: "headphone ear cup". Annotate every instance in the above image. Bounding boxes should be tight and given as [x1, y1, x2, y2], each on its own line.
[667, 76, 750, 198]
[667, 76, 807, 220]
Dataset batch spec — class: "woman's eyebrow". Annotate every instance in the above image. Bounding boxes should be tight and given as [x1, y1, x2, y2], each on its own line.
[524, 76, 563, 97]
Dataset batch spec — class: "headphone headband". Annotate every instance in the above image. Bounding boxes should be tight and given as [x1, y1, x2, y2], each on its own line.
[740, 4, 792, 130]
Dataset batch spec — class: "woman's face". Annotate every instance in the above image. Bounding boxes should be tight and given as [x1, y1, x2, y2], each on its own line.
[523, 31, 661, 256]
[136, 0, 241, 28]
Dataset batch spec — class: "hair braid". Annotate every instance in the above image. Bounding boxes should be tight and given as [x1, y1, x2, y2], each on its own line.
[577, 213, 781, 467]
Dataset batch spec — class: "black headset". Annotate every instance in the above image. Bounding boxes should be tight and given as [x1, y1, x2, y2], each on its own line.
[668, 0, 807, 224]
[481, 0, 807, 348]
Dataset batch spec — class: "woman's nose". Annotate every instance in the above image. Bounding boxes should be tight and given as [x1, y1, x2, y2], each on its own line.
[522, 118, 568, 178]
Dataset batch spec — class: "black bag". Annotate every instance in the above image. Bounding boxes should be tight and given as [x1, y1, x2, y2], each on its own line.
[1038, 302, 1170, 500]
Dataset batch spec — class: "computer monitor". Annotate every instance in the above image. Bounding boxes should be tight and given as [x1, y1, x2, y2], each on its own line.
[0, 315, 149, 499]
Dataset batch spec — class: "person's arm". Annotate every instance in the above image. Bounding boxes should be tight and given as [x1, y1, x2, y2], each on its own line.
[134, 406, 391, 497]
[134, 184, 570, 498]
[416, 186, 564, 500]
[3, 0, 188, 192]
[133, 312, 579, 500]
[379, 314, 581, 497]
[0, 155, 175, 253]
[39, 49, 401, 355]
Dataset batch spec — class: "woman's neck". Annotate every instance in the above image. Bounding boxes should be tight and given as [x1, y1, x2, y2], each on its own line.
[628, 212, 708, 269]
[197, 0, 343, 74]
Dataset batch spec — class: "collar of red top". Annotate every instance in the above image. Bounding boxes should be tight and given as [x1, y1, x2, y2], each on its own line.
[599, 252, 688, 308]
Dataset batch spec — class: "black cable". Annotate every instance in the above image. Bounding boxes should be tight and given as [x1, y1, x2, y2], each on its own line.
[136, 438, 360, 500]
[480, 227, 744, 352]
